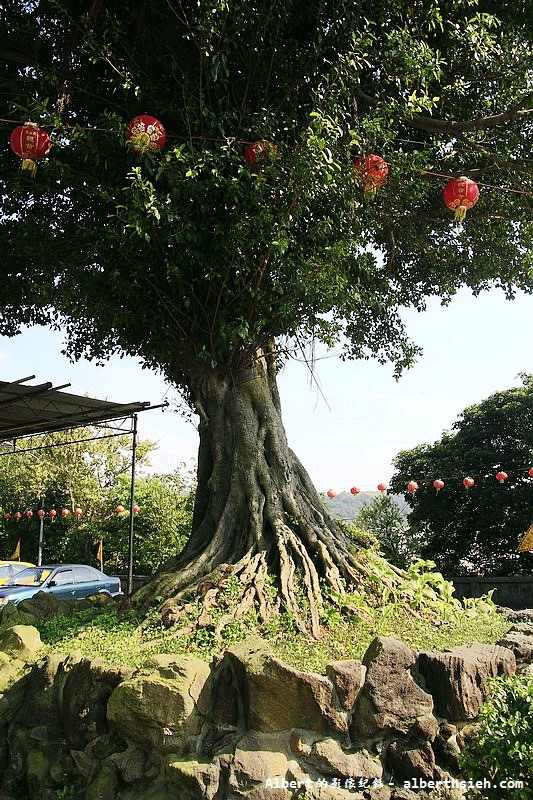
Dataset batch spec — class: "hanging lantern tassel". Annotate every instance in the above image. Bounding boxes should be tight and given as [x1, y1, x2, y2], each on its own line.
[443, 176, 479, 224]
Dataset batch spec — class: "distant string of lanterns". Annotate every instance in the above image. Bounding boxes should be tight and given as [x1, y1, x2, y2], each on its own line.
[325, 467, 533, 498]
[7, 116, 530, 219]
[3, 504, 142, 521]
[4, 507, 83, 521]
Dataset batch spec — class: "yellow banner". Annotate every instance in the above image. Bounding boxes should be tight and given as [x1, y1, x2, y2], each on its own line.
[517, 524, 533, 553]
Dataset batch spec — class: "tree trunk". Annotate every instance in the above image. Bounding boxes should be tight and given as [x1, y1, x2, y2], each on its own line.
[134, 350, 393, 636]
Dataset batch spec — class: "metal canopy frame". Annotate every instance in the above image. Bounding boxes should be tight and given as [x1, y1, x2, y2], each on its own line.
[0, 375, 152, 441]
[0, 375, 166, 594]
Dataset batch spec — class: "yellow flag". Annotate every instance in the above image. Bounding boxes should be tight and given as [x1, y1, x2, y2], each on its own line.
[517, 524, 533, 553]
[96, 537, 103, 568]
[10, 539, 21, 561]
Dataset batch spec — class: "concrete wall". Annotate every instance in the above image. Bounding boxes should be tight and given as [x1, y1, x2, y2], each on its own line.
[450, 576, 533, 610]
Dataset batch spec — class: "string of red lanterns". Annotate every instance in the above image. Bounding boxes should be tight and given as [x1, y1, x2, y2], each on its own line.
[325, 467, 533, 498]
[3, 505, 142, 520]
[115, 504, 141, 513]
[7, 117, 486, 220]
[4, 508, 83, 521]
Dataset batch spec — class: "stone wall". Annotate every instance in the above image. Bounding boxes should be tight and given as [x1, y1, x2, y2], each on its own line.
[0, 609, 532, 800]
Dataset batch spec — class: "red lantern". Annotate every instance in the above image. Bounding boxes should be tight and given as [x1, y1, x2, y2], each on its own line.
[495, 471, 508, 484]
[463, 477, 475, 489]
[61, 508, 70, 517]
[326, 490, 336, 499]
[244, 140, 278, 166]
[433, 479, 445, 493]
[528, 468, 533, 478]
[25, 510, 33, 519]
[377, 482, 387, 493]
[353, 154, 389, 199]
[74, 507, 82, 517]
[350, 487, 360, 495]
[49, 509, 57, 518]
[126, 115, 166, 154]
[133, 505, 141, 513]
[4, 514, 11, 521]
[116, 505, 125, 514]
[443, 176, 479, 223]
[10, 123, 51, 177]
[407, 480, 418, 494]
[37, 509, 45, 518]
[14, 512, 22, 520]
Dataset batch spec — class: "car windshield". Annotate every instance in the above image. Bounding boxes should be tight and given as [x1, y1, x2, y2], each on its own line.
[6, 567, 52, 586]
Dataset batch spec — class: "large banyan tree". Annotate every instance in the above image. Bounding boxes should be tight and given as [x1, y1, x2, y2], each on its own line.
[0, 0, 531, 633]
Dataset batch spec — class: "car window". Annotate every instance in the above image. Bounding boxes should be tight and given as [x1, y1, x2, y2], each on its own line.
[0, 566, 10, 579]
[53, 570, 74, 585]
[74, 566, 100, 583]
[10, 568, 52, 585]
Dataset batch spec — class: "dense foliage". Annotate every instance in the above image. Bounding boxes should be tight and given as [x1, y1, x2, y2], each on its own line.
[0, 429, 194, 572]
[390, 376, 533, 575]
[0, 1, 530, 378]
[460, 675, 533, 800]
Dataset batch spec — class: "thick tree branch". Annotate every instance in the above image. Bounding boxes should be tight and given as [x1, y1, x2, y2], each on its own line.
[405, 102, 532, 135]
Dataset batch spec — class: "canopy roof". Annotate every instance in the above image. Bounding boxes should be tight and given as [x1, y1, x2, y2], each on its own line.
[0, 375, 151, 441]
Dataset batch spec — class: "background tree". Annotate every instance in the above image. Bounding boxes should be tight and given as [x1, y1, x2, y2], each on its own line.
[390, 376, 533, 576]
[355, 494, 419, 570]
[104, 469, 194, 575]
[0, 427, 160, 566]
[0, 1, 531, 630]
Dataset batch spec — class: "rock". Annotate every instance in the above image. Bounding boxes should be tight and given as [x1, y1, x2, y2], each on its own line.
[70, 747, 98, 780]
[326, 660, 366, 711]
[351, 638, 434, 740]
[0, 625, 42, 661]
[509, 622, 533, 635]
[0, 602, 37, 628]
[233, 730, 290, 781]
[63, 657, 132, 749]
[85, 762, 120, 800]
[432, 723, 461, 772]
[12, 652, 81, 728]
[17, 591, 75, 620]
[289, 730, 382, 781]
[0, 652, 31, 726]
[228, 731, 290, 796]
[165, 755, 221, 799]
[110, 744, 150, 783]
[455, 721, 481, 750]
[417, 643, 516, 721]
[219, 637, 348, 740]
[497, 608, 533, 624]
[385, 739, 435, 781]
[107, 654, 211, 752]
[496, 631, 533, 664]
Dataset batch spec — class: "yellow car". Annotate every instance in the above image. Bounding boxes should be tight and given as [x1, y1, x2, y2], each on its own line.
[0, 561, 35, 585]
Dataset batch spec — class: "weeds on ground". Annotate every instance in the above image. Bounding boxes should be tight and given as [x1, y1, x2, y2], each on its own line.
[35, 560, 510, 674]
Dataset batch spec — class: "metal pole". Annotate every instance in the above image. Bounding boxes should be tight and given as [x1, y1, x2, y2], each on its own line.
[37, 512, 44, 566]
[127, 414, 138, 596]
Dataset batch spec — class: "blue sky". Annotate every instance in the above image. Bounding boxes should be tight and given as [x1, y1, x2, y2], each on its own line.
[0, 286, 530, 492]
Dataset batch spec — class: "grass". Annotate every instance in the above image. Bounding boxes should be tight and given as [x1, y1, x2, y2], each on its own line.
[34, 586, 511, 675]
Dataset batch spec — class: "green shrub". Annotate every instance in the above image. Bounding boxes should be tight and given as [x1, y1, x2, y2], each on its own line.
[459, 674, 533, 800]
